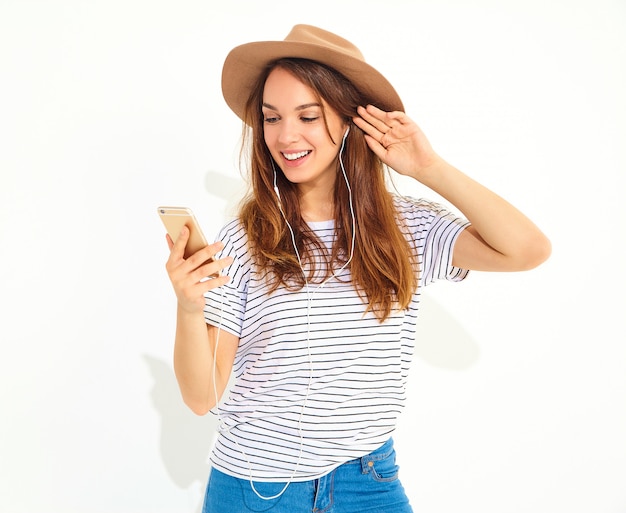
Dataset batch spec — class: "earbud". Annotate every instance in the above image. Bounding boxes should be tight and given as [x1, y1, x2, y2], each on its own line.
[343, 126, 350, 140]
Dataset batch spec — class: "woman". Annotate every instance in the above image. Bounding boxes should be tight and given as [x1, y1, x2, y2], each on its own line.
[165, 25, 551, 513]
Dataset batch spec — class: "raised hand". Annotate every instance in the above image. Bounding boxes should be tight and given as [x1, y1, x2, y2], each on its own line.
[353, 104, 442, 181]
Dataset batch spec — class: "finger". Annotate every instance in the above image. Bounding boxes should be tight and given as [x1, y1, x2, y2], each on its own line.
[196, 273, 232, 294]
[177, 272, 232, 312]
[165, 233, 174, 251]
[169, 225, 190, 260]
[356, 105, 390, 135]
[381, 108, 407, 124]
[193, 256, 234, 281]
[185, 241, 225, 270]
[353, 112, 388, 147]
[362, 133, 387, 161]
[368, 106, 411, 134]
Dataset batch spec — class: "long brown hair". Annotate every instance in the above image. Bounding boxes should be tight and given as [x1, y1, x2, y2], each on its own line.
[238, 58, 417, 321]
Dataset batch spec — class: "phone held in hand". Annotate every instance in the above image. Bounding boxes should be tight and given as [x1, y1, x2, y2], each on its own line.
[157, 207, 217, 273]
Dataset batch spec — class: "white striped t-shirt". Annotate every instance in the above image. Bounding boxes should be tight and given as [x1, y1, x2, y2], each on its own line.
[204, 195, 470, 482]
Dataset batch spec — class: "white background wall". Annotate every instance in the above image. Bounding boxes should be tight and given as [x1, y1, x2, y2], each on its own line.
[1, 1, 624, 512]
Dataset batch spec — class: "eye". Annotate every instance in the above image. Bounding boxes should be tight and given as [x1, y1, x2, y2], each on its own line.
[301, 116, 319, 123]
[264, 116, 279, 124]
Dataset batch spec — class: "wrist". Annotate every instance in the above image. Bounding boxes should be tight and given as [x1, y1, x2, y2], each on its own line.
[176, 301, 207, 320]
[409, 154, 449, 186]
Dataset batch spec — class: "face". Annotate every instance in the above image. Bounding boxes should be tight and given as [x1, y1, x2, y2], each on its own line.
[262, 67, 347, 194]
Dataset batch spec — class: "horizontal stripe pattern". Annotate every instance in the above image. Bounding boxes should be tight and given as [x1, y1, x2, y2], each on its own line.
[204, 195, 469, 481]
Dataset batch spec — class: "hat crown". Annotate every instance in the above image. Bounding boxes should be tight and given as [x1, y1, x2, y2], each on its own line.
[221, 24, 404, 122]
[284, 25, 365, 62]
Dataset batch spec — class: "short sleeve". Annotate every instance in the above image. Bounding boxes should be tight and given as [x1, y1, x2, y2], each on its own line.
[396, 196, 470, 287]
[203, 221, 249, 338]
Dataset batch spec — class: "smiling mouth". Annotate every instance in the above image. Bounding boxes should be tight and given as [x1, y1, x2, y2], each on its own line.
[282, 150, 311, 161]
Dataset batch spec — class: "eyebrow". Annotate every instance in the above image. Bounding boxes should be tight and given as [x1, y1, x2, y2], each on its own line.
[262, 102, 321, 111]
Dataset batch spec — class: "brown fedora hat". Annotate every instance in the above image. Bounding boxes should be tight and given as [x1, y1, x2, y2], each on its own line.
[221, 24, 404, 122]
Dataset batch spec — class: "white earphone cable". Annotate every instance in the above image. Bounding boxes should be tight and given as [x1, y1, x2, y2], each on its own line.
[212, 128, 355, 500]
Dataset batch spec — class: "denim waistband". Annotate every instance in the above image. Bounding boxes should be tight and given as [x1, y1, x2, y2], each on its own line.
[343, 437, 394, 471]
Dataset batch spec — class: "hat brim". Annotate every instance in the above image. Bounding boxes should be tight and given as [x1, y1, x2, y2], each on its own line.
[221, 40, 404, 122]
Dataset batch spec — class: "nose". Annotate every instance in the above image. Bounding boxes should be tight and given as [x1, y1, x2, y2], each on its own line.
[277, 120, 299, 145]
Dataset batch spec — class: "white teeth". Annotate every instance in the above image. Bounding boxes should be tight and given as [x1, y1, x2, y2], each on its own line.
[283, 151, 310, 161]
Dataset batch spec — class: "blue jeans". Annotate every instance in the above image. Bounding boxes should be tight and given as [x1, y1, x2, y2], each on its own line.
[202, 438, 413, 513]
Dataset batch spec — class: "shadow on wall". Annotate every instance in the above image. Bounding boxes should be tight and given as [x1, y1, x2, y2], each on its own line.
[204, 170, 247, 219]
[144, 355, 217, 513]
[415, 293, 480, 370]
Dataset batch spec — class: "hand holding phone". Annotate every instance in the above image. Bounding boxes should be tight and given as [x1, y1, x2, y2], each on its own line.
[159, 206, 232, 315]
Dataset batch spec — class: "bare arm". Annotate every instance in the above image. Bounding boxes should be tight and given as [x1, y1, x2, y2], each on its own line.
[172, 308, 238, 415]
[165, 226, 239, 415]
[414, 160, 551, 271]
[353, 105, 551, 271]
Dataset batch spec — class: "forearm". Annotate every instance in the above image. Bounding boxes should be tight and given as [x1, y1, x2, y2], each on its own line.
[416, 158, 551, 270]
[353, 105, 550, 270]
[173, 305, 225, 415]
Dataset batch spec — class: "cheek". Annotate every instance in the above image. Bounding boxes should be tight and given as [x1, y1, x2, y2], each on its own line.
[263, 127, 277, 149]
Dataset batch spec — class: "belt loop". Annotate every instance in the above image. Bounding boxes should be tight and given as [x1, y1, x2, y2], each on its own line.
[360, 453, 374, 474]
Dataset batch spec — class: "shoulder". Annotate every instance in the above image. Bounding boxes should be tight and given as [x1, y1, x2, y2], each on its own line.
[392, 194, 451, 223]
[214, 218, 256, 285]
[392, 194, 470, 245]
[215, 217, 251, 261]
[217, 217, 247, 244]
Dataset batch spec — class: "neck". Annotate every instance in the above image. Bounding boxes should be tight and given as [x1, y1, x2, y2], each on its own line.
[298, 187, 334, 222]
